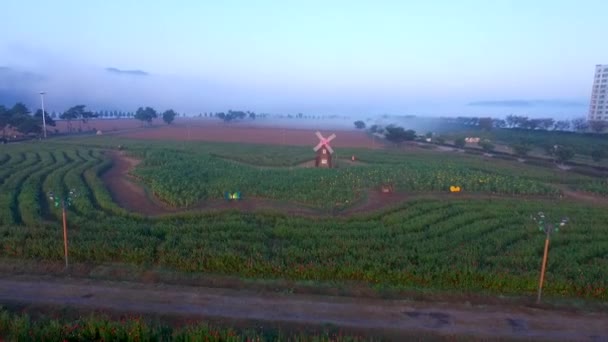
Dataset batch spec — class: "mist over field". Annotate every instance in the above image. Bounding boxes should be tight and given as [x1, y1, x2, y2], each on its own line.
[0, 57, 588, 121]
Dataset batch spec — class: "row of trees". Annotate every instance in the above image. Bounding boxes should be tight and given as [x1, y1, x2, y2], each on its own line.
[133, 107, 177, 125]
[455, 115, 606, 133]
[367, 124, 417, 144]
[215, 110, 256, 122]
[0, 102, 179, 139]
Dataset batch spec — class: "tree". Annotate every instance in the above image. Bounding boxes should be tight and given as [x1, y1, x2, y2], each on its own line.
[5, 103, 44, 136]
[135, 107, 158, 125]
[555, 146, 575, 164]
[384, 125, 416, 143]
[453, 137, 466, 148]
[505, 115, 517, 128]
[34, 109, 56, 128]
[492, 119, 506, 129]
[14, 116, 42, 135]
[536, 118, 555, 130]
[571, 117, 589, 132]
[249, 112, 256, 120]
[589, 120, 608, 133]
[514, 116, 530, 129]
[478, 139, 495, 152]
[478, 117, 493, 131]
[0, 105, 9, 139]
[511, 143, 531, 157]
[591, 148, 606, 163]
[553, 120, 570, 131]
[523, 119, 541, 130]
[354, 120, 366, 129]
[162, 109, 177, 125]
[10, 102, 30, 116]
[61, 105, 93, 132]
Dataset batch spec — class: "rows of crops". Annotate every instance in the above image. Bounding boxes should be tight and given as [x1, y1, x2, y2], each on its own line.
[0, 308, 367, 341]
[133, 148, 560, 208]
[0, 140, 606, 301]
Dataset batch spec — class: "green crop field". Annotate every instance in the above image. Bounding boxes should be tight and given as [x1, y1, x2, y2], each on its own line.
[0, 307, 369, 342]
[0, 136, 607, 301]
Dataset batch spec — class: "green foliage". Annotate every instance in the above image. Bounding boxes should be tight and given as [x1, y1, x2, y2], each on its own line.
[0, 308, 367, 341]
[0, 140, 607, 301]
[162, 109, 177, 125]
[590, 148, 606, 163]
[589, 120, 607, 133]
[354, 120, 366, 129]
[34, 109, 56, 127]
[216, 110, 252, 122]
[384, 126, 416, 143]
[478, 140, 494, 152]
[135, 107, 158, 124]
[555, 146, 575, 163]
[446, 128, 606, 157]
[61, 105, 96, 133]
[511, 143, 531, 157]
[132, 147, 560, 208]
[453, 137, 466, 148]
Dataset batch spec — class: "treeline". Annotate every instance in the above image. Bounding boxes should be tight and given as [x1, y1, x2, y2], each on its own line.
[0, 102, 182, 140]
[1, 102, 58, 138]
[451, 115, 607, 133]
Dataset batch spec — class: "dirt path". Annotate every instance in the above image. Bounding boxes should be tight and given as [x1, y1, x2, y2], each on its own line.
[101, 151, 176, 216]
[0, 276, 606, 341]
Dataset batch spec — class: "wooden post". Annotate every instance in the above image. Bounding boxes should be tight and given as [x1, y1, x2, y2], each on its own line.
[537, 233, 550, 303]
[62, 202, 69, 269]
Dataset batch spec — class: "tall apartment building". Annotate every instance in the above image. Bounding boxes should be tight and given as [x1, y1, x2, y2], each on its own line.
[589, 64, 608, 121]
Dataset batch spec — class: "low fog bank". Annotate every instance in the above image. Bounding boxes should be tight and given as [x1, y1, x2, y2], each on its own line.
[0, 63, 588, 123]
[178, 115, 462, 134]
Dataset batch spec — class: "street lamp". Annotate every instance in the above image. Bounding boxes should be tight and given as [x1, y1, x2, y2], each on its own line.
[48, 190, 77, 269]
[531, 212, 568, 304]
[39, 91, 47, 139]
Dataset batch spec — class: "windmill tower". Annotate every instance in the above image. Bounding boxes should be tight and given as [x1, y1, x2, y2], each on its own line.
[313, 131, 336, 168]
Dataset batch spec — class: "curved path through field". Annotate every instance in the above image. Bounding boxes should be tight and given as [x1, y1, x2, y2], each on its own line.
[101, 151, 608, 218]
[1, 275, 607, 341]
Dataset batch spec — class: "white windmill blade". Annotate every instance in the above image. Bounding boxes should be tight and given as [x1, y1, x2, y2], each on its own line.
[315, 131, 324, 140]
[313, 142, 323, 151]
[326, 144, 334, 154]
[327, 133, 336, 142]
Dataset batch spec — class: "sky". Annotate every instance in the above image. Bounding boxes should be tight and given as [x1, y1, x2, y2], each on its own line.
[1, 0, 607, 118]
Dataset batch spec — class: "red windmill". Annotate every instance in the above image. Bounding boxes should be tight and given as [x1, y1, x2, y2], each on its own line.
[313, 131, 336, 168]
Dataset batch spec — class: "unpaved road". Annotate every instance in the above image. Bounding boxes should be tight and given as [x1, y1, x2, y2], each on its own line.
[0, 276, 607, 341]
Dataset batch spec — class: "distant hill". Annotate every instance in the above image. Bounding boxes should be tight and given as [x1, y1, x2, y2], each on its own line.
[105, 67, 149, 76]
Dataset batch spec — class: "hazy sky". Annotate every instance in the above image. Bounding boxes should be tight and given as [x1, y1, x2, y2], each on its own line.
[1, 0, 607, 117]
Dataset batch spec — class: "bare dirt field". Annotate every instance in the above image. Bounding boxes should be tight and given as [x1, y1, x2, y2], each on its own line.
[52, 118, 151, 133]
[118, 120, 377, 148]
[1, 275, 607, 341]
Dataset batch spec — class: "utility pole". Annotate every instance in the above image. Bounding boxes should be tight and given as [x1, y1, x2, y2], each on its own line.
[39, 91, 47, 138]
[49, 190, 77, 269]
[531, 212, 568, 304]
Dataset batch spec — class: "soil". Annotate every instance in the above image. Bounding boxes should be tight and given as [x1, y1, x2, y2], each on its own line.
[1, 275, 606, 341]
[119, 120, 377, 148]
[101, 151, 175, 216]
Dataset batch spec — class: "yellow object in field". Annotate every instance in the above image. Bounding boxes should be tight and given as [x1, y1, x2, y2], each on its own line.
[450, 186, 461, 193]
